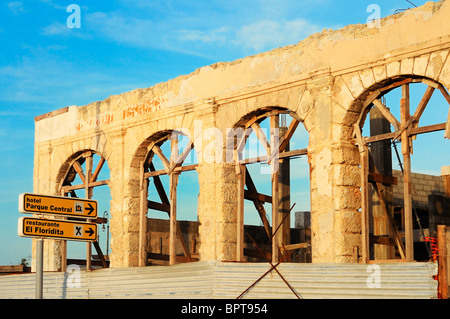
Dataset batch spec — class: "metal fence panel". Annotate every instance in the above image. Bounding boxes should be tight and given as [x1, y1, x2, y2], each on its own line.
[0, 261, 438, 299]
[214, 262, 438, 299]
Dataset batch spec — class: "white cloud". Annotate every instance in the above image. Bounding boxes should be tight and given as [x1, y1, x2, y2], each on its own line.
[172, 17, 322, 57]
[41, 21, 90, 39]
[82, 12, 219, 59]
[85, 12, 157, 48]
[7, 1, 24, 15]
[39, 2, 324, 59]
[37, 0, 67, 10]
[0, 48, 136, 108]
[176, 27, 230, 44]
[41, 21, 70, 36]
[234, 19, 322, 52]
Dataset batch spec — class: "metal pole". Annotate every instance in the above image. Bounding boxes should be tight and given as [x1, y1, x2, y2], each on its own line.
[36, 238, 44, 299]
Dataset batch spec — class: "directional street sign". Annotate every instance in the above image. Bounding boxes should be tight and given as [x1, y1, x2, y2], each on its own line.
[19, 193, 98, 219]
[18, 217, 98, 242]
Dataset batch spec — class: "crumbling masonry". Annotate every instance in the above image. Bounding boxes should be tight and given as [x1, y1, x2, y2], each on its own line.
[33, 1, 450, 270]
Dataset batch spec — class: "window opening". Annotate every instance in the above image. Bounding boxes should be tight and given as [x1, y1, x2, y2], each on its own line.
[355, 76, 450, 263]
[234, 107, 311, 263]
[140, 131, 199, 266]
[59, 151, 111, 270]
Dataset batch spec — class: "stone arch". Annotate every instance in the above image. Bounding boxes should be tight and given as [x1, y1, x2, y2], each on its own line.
[215, 84, 312, 135]
[56, 149, 111, 270]
[57, 149, 110, 192]
[334, 49, 450, 137]
[134, 128, 199, 266]
[348, 73, 450, 263]
[228, 105, 311, 263]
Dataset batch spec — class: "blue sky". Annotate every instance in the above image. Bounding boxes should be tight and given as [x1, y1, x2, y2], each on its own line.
[0, 0, 446, 265]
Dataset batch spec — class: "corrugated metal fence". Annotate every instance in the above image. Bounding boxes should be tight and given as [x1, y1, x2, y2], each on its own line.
[0, 261, 438, 299]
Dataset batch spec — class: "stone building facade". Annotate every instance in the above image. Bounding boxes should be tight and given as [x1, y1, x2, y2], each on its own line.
[33, 1, 450, 270]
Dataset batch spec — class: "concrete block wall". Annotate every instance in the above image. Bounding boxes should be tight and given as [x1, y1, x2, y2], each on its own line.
[393, 170, 445, 208]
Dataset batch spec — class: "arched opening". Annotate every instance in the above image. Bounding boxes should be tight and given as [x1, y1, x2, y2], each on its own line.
[139, 130, 199, 266]
[231, 106, 311, 263]
[354, 75, 450, 263]
[58, 150, 111, 270]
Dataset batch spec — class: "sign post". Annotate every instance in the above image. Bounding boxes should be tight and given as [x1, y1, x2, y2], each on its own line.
[35, 238, 43, 299]
[19, 193, 98, 219]
[18, 193, 100, 299]
[18, 217, 98, 242]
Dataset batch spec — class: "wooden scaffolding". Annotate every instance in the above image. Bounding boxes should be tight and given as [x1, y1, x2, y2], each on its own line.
[354, 76, 450, 263]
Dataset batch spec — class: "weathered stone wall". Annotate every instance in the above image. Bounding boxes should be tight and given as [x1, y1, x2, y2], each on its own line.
[33, 1, 450, 269]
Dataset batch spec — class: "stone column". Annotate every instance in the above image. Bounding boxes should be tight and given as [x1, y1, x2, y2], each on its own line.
[108, 131, 141, 268]
[196, 163, 238, 262]
[308, 75, 363, 263]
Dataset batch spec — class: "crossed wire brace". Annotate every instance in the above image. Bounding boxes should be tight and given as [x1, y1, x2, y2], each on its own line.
[237, 204, 303, 299]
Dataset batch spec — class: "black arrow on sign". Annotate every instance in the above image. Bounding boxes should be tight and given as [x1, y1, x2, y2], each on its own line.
[85, 228, 95, 237]
[85, 203, 95, 215]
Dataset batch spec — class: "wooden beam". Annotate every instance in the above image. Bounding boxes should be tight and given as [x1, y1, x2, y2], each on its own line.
[244, 189, 272, 203]
[139, 162, 148, 267]
[368, 172, 397, 186]
[152, 145, 171, 173]
[401, 84, 414, 262]
[440, 85, 450, 139]
[379, 78, 414, 94]
[243, 248, 272, 261]
[367, 259, 408, 264]
[91, 156, 106, 183]
[278, 125, 291, 248]
[144, 164, 198, 178]
[369, 105, 395, 261]
[85, 153, 93, 270]
[251, 122, 271, 156]
[149, 163, 191, 261]
[150, 163, 170, 205]
[73, 161, 86, 185]
[364, 123, 446, 144]
[169, 138, 178, 266]
[394, 85, 435, 140]
[370, 235, 395, 246]
[283, 243, 309, 251]
[271, 114, 280, 263]
[0, 265, 24, 273]
[411, 123, 446, 135]
[170, 141, 194, 173]
[170, 134, 179, 166]
[66, 259, 107, 267]
[279, 119, 299, 153]
[245, 169, 272, 239]
[239, 148, 308, 165]
[372, 181, 406, 260]
[414, 86, 435, 123]
[61, 179, 109, 192]
[147, 253, 199, 263]
[147, 200, 170, 213]
[360, 145, 370, 263]
[92, 241, 108, 268]
[372, 99, 401, 132]
[438, 225, 448, 299]
[238, 127, 252, 150]
[354, 124, 365, 153]
[91, 217, 108, 224]
[169, 172, 179, 265]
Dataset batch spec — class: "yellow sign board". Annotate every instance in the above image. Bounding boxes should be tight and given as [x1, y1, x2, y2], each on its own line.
[18, 217, 98, 242]
[19, 193, 98, 219]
